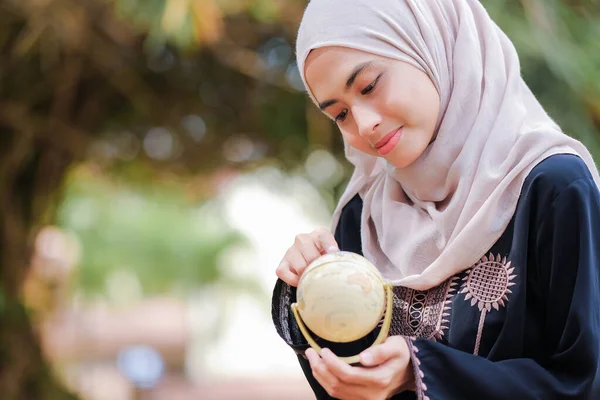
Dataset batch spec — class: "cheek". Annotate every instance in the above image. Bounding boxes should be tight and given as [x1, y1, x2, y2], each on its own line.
[342, 130, 375, 154]
[377, 85, 412, 124]
[407, 79, 440, 127]
[383, 74, 439, 128]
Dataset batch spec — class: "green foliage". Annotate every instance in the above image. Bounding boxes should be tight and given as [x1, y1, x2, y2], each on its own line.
[114, 0, 196, 51]
[56, 167, 246, 297]
[482, 0, 600, 154]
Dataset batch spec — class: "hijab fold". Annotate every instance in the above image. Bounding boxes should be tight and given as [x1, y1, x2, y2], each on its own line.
[296, 0, 600, 290]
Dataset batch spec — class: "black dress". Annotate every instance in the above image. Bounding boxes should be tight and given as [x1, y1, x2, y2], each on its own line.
[271, 154, 600, 399]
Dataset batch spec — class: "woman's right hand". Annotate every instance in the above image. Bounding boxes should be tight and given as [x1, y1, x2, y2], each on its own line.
[276, 227, 340, 287]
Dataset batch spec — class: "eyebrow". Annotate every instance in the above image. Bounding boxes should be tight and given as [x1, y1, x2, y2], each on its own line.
[318, 61, 375, 111]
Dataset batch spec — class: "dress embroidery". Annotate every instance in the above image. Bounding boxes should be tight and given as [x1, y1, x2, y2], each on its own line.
[390, 276, 459, 340]
[460, 253, 516, 355]
[406, 337, 430, 400]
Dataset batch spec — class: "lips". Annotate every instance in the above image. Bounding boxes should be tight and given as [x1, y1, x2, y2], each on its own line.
[375, 128, 400, 148]
[374, 127, 403, 155]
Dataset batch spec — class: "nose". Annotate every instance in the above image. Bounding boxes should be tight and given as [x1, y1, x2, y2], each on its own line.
[352, 104, 381, 139]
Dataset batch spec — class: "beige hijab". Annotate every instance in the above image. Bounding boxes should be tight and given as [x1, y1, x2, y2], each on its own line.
[296, 0, 600, 290]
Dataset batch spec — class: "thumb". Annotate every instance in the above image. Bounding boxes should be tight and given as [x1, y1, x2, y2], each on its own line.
[359, 336, 405, 367]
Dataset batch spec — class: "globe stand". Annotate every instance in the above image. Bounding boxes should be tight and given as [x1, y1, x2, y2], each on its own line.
[291, 282, 393, 365]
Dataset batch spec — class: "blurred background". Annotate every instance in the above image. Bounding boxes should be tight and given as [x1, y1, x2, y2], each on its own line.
[0, 0, 598, 399]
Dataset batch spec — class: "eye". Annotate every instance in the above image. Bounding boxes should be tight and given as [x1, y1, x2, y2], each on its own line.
[361, 74, 382, 95]
[335, 109, 348, 123]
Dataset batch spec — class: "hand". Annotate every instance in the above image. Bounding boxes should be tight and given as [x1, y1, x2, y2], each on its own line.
[305, 336, 415, 400]
[275, 227, 339, 287]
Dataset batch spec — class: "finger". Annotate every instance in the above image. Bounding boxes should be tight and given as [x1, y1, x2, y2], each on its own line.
[294, 234, 322, 266]
[312, 228, 339, 254]
[305, 349, 341, 394]
[359, 336, 406, 367]
[275, 260, 299, 287]
[285, 246, 310, 276]
[320, 348, 378, 386]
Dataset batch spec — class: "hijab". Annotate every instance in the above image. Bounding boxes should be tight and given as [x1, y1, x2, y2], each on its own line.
[296, 0, 600, 290]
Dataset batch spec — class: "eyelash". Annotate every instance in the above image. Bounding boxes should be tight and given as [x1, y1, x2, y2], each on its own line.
[334, 110, 348, 123]
[335, 74, 382, 123]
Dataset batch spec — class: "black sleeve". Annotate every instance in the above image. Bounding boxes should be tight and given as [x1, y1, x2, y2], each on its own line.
[407, 177, 600, 400]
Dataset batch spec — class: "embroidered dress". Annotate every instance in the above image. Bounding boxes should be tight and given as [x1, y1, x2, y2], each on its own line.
[271, 154, 600, 399]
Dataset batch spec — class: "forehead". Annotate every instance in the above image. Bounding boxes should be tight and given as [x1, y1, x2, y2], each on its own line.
[304, 47, 379, 100]
[305, 46, 375, 67]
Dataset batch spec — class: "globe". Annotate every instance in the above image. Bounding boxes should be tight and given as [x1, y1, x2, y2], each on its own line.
[293, 251, 391, 344]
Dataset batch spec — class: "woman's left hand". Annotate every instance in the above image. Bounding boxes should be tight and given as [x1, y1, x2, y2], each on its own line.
[305, 335, 415, 400]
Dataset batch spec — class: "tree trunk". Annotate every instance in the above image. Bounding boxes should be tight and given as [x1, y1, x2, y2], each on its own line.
[0, 127, 79, 399]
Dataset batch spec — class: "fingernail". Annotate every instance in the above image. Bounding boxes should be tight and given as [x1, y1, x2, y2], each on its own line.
[327, 245, 339, 253]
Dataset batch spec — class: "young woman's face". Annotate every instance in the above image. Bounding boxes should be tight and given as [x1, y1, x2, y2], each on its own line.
[304, 46, 440, 169]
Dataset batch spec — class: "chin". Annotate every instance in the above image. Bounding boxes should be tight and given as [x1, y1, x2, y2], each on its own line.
[388, 161, 411, 169]
[388, 153, 419, 169]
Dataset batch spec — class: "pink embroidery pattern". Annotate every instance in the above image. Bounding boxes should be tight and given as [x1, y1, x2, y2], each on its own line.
[406, 337, 430, 400]
[390, 276, 459, 340]
[460, 253, 516, 355]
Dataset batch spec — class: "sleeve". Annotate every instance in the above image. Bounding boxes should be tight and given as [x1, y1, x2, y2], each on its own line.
[407, 177, 600, 400]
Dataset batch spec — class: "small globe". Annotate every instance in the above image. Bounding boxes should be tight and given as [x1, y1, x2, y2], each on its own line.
[295, 251, 386, 343]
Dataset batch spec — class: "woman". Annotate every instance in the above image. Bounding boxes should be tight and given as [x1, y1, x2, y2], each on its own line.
[271, 0, 600, 398]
